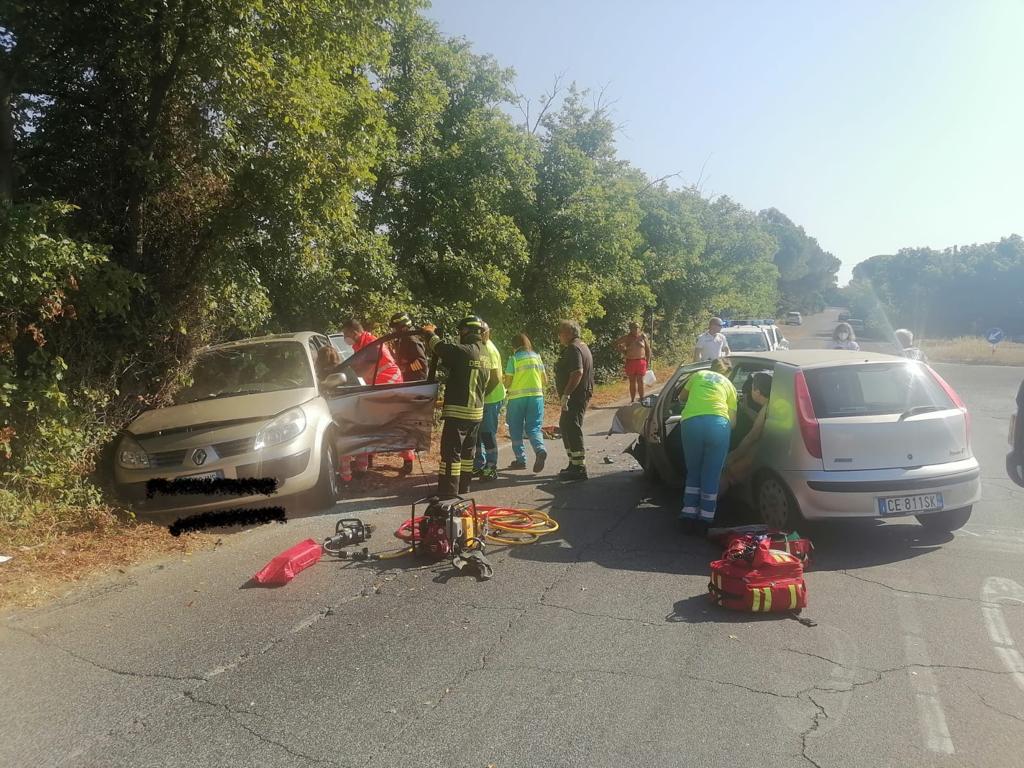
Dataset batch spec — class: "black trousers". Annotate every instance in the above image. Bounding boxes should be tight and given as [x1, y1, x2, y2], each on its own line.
[560, 398, 589, 468]
[438, 417, 481, 497]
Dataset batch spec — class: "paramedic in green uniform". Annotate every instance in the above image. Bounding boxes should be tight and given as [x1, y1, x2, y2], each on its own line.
[677, 357, 737, 532]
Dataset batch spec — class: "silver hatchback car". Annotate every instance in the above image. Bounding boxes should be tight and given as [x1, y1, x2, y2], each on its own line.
[113, 332, 438, 518]
[631, 350, 981, 532]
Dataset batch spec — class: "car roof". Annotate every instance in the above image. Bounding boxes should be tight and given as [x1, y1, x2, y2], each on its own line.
[723, 325, 768, 333]
[202, 332, 325, 353]
[729, 349, 907, 369]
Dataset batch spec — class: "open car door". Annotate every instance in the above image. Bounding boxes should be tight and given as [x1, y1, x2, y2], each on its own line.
[321, 332, 439, 456]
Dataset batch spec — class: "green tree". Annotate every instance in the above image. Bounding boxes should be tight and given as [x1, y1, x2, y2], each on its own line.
[365, 17, 538, 336]
[759, 208, 840, 313]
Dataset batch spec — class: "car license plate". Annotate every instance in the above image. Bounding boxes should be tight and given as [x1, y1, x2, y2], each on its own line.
[877, 493, 944, 516]
[182, 470, 224, 482]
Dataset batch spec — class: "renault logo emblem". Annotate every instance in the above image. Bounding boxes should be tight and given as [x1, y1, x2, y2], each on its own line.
[192, 448, 208, 466]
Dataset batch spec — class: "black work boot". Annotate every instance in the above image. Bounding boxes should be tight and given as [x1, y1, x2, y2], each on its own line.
[560, 465, 588, 481]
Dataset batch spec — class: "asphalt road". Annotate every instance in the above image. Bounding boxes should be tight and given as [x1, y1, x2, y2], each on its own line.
[3, 310, 1023, 768]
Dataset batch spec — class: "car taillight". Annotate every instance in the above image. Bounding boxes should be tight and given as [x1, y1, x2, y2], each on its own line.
[927, 366, 970, 443]
[793, 371, 822, 459]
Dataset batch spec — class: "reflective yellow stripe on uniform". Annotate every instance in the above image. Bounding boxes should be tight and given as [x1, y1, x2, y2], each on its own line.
[789, 583, 798, 609]
[751, 588, 762, 612]
[762, 587, 772, 612]
[443, 405, 484, 420]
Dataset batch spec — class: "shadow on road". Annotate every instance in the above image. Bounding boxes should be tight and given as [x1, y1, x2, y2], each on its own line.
[665, 594, 813, 625]
[500, 460, 953, 576]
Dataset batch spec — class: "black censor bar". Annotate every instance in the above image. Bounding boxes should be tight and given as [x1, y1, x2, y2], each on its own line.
[168, 506, 287, 537]
[146, 477, 277, 498]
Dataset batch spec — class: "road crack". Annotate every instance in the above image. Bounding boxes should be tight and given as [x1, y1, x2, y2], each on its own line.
[838, 570, 1016, 605]
[184, 691, 348, 767]
[6, 624, 206, 683]
[965, 684, 1024, 725]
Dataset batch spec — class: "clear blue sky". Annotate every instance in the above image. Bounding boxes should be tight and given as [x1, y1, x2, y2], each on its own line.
[426, 0, 1024, 283]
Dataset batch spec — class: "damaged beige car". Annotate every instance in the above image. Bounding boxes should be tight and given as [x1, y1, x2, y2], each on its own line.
[113, 332, 438, 517]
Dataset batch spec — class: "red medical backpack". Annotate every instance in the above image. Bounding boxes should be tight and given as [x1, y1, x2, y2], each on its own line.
[709, 539, 808, 613]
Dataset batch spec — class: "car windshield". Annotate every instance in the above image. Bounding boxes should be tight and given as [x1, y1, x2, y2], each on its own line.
[174, 342, 314, 404]
[724, 331, 769, 351]
[804, 363, 955, 418]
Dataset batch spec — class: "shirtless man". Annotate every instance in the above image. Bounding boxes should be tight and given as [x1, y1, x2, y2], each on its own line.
[615, 321, 652, 403]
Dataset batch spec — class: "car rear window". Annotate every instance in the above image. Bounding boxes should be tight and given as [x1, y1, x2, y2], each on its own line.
[804, 363, 955, 418]
[724, 331, 768, 351]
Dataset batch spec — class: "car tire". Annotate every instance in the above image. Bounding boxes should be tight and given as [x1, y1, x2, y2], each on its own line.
[311, 434, 341, 510]
[916, 506, 971, 532]
[755, 473, 801, 530]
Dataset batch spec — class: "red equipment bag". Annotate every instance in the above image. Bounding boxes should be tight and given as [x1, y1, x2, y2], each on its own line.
[253, 539, 322, 586]
[709, 540, 807, 613]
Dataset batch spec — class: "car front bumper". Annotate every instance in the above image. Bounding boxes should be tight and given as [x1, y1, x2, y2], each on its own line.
[783, 458, 982, 519]
[114, 444, 318, 517]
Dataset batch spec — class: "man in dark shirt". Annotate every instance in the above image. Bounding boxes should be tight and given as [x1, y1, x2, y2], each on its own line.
[554, 319, 594, 481]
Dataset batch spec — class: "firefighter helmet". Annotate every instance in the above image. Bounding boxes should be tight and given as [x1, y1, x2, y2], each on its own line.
[457, 315, 485, 334]
[389, 311, 413, 328]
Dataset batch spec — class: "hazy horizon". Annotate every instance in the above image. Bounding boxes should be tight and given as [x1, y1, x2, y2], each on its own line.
[427, 0, 1024, 284]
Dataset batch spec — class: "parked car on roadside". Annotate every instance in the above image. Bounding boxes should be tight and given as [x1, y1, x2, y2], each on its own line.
[721, 325, 775, 353]
[786, 311, 803, 326]
[760, 324, 790, 351]
[626, 350, 980, 532]
[1009, 378, 1024, 488]
[838, 311, 850, 323]
[847, 318, 865, 333]
[113, 332, 438, 517]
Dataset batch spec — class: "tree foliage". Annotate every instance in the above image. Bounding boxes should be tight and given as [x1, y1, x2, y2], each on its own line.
[846, 236, 1024, 338]
[759, 208, 840, 314]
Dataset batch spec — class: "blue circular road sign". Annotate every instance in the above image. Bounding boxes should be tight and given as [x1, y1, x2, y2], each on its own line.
[986, 328, 1005, 345]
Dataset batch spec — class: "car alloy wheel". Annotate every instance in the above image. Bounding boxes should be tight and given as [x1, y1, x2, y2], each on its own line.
[757, 475, 795, 530]
[311, 436, 341, 509]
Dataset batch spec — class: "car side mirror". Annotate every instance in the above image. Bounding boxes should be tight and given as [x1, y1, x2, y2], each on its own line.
[778, 340, 790, 350]
[322, 372, 348, 388]
[640, 394, 659, 407]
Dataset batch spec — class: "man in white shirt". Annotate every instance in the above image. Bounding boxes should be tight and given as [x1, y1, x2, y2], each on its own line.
[693, 317, 731, 362]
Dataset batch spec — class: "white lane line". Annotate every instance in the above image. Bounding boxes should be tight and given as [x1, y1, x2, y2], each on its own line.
[895, 593, 955, 754]
[981, 577, 1024, 694]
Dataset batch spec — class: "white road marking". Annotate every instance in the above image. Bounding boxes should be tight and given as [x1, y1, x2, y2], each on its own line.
[981, 577, 1024, 693]
[895, 593, 955, 754]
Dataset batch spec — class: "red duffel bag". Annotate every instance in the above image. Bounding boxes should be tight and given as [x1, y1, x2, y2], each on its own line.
[709, 540, 807, 613]
[253, 539, 322, 586]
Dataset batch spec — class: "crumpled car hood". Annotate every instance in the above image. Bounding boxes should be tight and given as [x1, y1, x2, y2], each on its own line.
[128, 388, 318, 437]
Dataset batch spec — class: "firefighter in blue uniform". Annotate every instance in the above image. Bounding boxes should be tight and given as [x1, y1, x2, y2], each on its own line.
[420, 316, 498, 497]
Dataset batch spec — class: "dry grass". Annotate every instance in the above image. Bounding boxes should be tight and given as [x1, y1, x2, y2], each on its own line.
[0, 506, 217, 610]
[922, 337, 1024, 366]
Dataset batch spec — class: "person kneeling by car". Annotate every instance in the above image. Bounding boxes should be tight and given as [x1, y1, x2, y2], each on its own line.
[719, 371, 773, 498]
